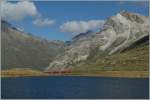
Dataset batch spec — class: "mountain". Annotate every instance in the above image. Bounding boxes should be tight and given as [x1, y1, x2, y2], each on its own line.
[72, 30, 93, 40]
[1, 20, 65, 70]
[74, 36, 149, 72]
[46, 11, 149, 72]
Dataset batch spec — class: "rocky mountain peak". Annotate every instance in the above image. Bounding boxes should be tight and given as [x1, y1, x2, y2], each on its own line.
[45, 11, 149, 72]
[72, 30, 93, 40]
[119, 10, 146, 23]
[100, 11, 149, 54]
[105, 10, 147, 28]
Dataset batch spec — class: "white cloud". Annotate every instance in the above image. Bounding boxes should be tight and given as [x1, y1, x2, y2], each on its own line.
[1, 1, 38, 21]
[33, 17, 55, 27]
[60, 20, 105, 34]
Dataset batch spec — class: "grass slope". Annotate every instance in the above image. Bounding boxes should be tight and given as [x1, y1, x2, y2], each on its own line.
[70, 43, 149, 77]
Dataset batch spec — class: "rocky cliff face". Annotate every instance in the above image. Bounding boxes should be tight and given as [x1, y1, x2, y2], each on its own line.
[1, 20, 65, 70]
[46, 11, 149, 71]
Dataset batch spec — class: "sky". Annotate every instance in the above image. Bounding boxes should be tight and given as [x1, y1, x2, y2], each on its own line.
[1, 1, 149, 41]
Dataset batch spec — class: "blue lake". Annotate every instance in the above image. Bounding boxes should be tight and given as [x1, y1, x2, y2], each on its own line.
[1, 76, 149, 99]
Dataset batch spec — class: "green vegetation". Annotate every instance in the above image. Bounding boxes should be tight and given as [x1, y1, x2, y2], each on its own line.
[2, 43, 148, 78]
[67, 71, 148, 78]
[70, 43, 149, 78]
[76, 43, 148, 70]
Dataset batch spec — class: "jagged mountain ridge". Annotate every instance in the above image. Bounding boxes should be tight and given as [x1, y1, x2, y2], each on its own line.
[46, 11, 149, 71]
[72, 30, 93, 40]
[1, 20, 66, 70]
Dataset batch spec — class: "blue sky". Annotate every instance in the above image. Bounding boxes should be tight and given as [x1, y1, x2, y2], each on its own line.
[2, 1, 149, 41]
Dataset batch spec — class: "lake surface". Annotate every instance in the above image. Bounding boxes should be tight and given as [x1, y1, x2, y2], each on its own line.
[1, 76, 149, 99]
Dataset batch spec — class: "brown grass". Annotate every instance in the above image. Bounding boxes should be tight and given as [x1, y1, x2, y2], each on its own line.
[1, 68, 48, 77]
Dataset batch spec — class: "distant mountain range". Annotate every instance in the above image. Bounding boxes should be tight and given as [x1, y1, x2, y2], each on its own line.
[1, 11, 149, 73]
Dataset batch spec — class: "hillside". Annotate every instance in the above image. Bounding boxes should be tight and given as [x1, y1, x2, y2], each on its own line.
[1, 11, 149, 78]
[46, 11, 149, 73]
[1, 20, 65, 70]
[74, 39, 149, 71]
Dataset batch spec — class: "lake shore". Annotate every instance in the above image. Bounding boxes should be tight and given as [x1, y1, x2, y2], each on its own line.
[1, 69, 149, 78]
